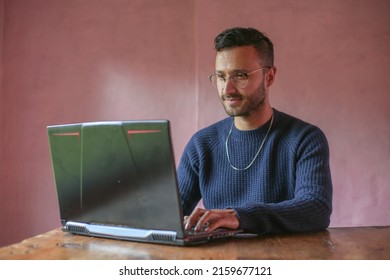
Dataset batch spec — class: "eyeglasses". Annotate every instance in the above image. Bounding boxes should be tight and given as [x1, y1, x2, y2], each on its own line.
[208, 67, 270, 89]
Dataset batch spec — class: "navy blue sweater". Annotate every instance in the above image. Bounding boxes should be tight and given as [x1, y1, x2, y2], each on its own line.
[177, 109, 332, 234]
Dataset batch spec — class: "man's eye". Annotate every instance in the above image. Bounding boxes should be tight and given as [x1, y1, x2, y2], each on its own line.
[234, 73, 248, 80]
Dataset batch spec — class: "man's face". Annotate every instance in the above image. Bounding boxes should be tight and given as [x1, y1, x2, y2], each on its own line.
[215, 46, 268, 118]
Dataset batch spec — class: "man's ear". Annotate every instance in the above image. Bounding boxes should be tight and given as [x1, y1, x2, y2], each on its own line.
[266, 66, 277, 87]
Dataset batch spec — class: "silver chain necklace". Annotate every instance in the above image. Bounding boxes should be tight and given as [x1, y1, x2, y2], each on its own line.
[225, 113, 274, 171]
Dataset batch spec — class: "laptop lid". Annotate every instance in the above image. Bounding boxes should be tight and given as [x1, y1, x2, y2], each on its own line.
[47, 120, 242, 246]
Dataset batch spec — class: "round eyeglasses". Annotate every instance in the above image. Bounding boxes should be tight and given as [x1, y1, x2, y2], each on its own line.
[208, 67, 270, 89]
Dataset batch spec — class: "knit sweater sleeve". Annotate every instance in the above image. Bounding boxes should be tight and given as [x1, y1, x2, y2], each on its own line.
[177, 135, 203, 215]
[177, 119, 228, 216]
[235, 125, 333, 234]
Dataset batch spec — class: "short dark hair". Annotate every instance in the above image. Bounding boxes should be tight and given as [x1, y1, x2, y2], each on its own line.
[214, 27, 274, 67]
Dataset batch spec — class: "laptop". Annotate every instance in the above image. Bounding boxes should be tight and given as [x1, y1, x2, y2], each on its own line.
[47, 120, 242, 246]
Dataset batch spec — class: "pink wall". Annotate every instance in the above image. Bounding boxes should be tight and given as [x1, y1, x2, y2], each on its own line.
[1, 0, 389, 246]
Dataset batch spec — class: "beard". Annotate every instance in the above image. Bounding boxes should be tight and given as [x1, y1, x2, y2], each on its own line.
[221, 79, 267, 117]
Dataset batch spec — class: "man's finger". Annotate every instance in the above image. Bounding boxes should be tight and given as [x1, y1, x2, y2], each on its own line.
[184, 208, 206, 230]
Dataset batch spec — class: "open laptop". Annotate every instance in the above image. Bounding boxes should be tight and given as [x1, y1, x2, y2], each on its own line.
[47, 120, 242, 246]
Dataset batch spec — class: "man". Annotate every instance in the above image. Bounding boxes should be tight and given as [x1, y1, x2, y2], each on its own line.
[178, 27, 332, 234]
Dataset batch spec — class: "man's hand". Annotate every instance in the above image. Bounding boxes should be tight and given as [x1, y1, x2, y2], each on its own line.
[184, 208, 240, 232]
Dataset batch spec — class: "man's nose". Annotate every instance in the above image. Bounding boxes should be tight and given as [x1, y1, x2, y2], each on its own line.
[222, 79, 237, 94]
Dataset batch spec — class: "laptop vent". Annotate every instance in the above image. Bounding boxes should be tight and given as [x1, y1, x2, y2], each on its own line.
[148, 233, 175, 244]
[66, 224, 90, 234]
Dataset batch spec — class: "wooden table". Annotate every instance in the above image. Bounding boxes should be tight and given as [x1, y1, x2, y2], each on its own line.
[0, 227, 389, 260]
